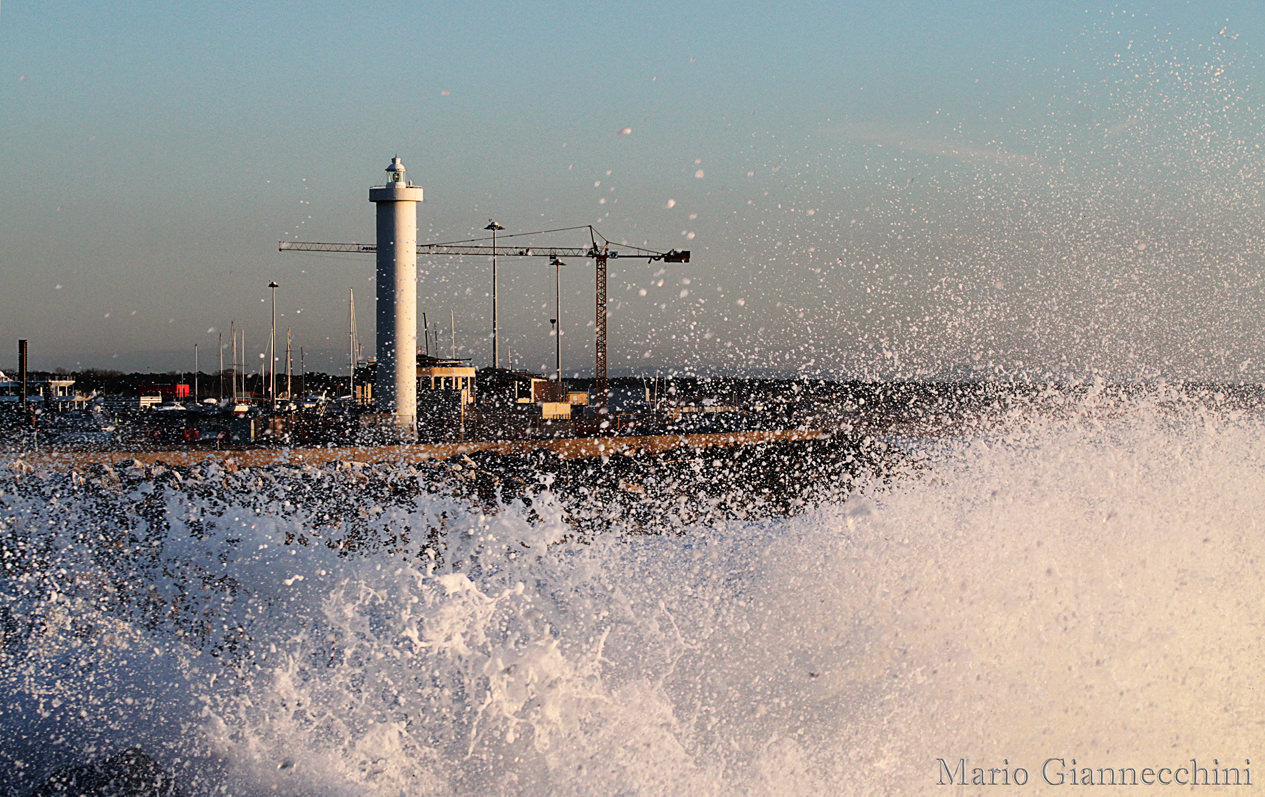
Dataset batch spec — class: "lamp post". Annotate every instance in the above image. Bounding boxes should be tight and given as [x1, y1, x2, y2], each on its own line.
[485, 220, 504, 369]
[268, 280, 278, 411]
[194, 343, 199, 404]
[550, 257, 564, 385]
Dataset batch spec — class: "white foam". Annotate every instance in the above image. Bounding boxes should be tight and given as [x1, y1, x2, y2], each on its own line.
[2, 391, 1262, 793]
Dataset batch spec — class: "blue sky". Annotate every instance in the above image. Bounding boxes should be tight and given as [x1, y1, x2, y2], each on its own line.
[4, 2, 1265, 380]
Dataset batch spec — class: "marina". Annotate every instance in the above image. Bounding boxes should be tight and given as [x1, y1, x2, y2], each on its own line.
[5, 157, 712, 458]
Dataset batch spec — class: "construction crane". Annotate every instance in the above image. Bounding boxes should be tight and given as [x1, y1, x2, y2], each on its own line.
[279, 225, 689, 410]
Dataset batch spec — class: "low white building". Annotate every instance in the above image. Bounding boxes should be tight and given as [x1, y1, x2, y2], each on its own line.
[0, 376, 85, 408]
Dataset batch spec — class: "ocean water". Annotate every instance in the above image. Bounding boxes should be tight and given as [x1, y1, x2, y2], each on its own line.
[1, 388, 1262, 794]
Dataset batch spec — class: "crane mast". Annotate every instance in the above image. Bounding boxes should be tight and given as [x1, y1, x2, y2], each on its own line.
[279, 227, 688, 411]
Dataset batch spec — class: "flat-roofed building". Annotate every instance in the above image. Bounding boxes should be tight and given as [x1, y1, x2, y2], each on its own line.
[417, 355, 475, 439]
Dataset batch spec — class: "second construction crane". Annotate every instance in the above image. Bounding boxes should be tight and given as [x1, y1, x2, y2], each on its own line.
[280, 166, 689, 413]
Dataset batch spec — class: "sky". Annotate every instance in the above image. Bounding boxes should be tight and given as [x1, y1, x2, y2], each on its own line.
[4, 1, 1265, 381]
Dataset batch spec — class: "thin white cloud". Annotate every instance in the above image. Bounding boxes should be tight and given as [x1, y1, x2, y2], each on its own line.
[829, 122, 1041, 172]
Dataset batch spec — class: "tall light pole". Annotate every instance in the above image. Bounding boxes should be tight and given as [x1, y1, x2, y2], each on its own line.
[268, 280, 278, 411]
[486, 220, 504, 369]
[193, 343, 199, 403]
[348, 288, 356, 402]
[550, 257, 564, 385]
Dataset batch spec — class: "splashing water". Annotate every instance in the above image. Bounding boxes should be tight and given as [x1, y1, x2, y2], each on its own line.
[2, 388, 1262, 794]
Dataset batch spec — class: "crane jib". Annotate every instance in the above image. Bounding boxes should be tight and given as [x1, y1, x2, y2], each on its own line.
[279, 240, 689, 262]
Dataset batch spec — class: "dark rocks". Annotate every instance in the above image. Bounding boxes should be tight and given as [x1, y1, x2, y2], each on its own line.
[32, 747, 182, 796]
[451, 433, 910, 534]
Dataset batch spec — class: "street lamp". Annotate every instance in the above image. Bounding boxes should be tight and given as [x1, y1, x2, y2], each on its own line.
[550, 256, 564, 385]
[268, 280, 278, 410]
[485, 220, 504, 369]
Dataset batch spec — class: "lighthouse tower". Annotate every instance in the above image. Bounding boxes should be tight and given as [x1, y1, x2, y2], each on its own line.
[369, 156, 424, 438]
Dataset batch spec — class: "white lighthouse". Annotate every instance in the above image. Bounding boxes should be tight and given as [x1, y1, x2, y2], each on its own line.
[369, 156, 424, 438]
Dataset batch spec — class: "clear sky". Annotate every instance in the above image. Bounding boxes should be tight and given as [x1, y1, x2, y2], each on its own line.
[4, 2, 1265, 381]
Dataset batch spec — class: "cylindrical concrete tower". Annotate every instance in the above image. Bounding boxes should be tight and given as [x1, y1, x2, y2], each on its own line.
[369, 156, 424, 438]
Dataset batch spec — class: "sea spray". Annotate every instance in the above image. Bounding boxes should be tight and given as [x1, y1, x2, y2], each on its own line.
[2, 387, 1264, 794]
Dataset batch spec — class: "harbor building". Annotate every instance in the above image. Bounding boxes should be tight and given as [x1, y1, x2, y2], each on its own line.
[417, 354, 475, 440]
